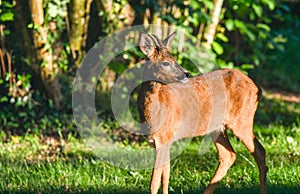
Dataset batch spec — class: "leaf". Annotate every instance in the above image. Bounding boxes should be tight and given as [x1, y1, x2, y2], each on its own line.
[252, 3, 263, 17]
[234, 20, 256, 41]
[225, 19, 234, 31]
[190, 0, 201, 9]
[216, 33, 229, 42]
[0, 96, 8, 103]
[27, 23, 34, 28]
[0, 12, 14, 22]
[1, 1, 15, 9]
[262, 0, 276, 10]
[11, 136, 20, 144]
[241, 64, 254, 70]
[257, 23, 271, 32]
[47, 3, 59, 18]
[212, 41, 224, 55]
[202, 0, 214, 10]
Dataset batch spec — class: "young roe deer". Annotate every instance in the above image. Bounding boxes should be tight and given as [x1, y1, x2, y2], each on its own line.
[138, 32, 268, 194]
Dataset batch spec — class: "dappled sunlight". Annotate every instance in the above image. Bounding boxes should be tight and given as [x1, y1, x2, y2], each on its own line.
[1, 0, 300, 193]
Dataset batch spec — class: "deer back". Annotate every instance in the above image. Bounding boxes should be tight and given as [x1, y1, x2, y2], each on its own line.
[138, 32, 261, 147]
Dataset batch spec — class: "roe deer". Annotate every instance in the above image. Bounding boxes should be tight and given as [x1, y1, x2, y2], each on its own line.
[138, 32, 268, 194]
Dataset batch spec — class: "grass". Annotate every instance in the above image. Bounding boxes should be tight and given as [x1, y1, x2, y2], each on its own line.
[0, 132, 299, 194]
[1, 94, 300, 194]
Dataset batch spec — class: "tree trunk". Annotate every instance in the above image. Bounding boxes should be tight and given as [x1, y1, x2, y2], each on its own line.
[96, 0, 135, 92]
[15, 0, 39, 73]
[68, 0, 93, 67]
[203, 0, 224, 49]
[30, 0, 63, 109]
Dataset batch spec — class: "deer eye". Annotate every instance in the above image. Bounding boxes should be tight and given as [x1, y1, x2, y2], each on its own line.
[162, 62, 170, 67]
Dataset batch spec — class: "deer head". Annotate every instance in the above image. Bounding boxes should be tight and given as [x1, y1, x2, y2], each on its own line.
[139, 32, 190, 84]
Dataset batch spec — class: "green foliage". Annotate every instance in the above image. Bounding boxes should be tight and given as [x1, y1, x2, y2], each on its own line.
[219, 0, 277, 70]
[160, 0, 212, 33]
[43, 0, 70, 72]
[44, 0, 69, 20]
[98, 0, 130, 34]
[145, 0, 278, 72]
[0, 73, 32, 107]
[173, 37, 217, 74]
[0, 0, 14, 23]
[252, 3, 300, 93]
[0, 77, 75, 135]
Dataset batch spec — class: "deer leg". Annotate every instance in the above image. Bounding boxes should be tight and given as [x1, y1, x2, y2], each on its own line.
[240, 135, 268, 194]
[151, 144, 171, 194]
[161, 159, 170, 194]
[151, 166, 162, 194]
[232, 127, 268, 194]
[204, 131, 236, 194]
[253, 137, 268, 194]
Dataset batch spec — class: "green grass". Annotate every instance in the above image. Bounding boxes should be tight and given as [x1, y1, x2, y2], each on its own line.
[0, 93, 300, 194]
[1, 109, 300, 193]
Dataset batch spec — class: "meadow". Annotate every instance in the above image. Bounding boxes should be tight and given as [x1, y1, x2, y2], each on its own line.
[1, 93, 299, 194]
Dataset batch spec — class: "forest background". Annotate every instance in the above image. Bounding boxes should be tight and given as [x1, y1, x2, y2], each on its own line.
[0, 0, 300, 193]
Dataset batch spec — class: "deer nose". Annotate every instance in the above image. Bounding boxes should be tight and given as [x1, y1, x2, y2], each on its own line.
[177, 72, 190, 83]
[185, 72, 191, 78]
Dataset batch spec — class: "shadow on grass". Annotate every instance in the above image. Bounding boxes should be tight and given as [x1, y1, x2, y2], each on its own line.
[255, 96, 300, 127]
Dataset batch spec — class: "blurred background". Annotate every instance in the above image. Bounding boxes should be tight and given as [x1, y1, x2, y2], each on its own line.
[0, 0, 300, 193]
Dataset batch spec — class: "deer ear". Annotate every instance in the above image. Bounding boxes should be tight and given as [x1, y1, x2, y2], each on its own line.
[162, 31, 176, 49]
[140, 32, 155, 58]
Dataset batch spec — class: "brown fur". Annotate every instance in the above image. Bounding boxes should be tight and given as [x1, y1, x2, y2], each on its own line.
[138, 32, 268, 194]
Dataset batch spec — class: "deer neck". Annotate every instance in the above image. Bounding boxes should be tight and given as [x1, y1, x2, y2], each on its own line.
[141, 80, 163, 96]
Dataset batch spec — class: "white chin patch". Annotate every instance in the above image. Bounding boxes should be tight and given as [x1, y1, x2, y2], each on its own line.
[180, 77, 189, 83]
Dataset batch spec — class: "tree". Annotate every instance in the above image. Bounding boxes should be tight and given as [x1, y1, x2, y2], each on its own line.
[68, 0, 93, 67]
[203, 0, 224, 49]
[29, 0, 63, 109]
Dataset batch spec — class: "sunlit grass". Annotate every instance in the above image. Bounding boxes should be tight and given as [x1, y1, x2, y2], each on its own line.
[0, 92, 299, 193]
[0, 117, 300, 193]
